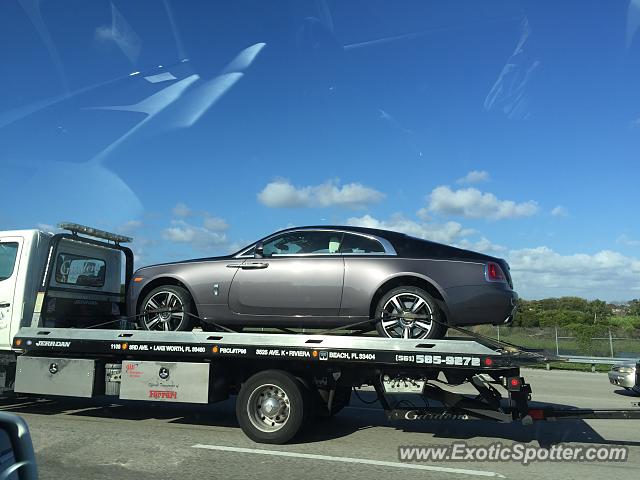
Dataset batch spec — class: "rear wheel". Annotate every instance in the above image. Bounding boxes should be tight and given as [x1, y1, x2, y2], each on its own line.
[236, 370, 309, 444]
[374, 286, 446, 339]
[139, 285, 195, 331]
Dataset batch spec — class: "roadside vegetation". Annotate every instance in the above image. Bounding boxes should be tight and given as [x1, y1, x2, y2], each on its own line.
[513, 297, 640, 331]
[468, 297, 640, 369]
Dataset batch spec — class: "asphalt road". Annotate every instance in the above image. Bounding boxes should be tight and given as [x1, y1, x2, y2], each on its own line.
[1, 368, 639, 480]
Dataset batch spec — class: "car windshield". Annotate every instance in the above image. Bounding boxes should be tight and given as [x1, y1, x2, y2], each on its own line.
[2, 1, 640, 478]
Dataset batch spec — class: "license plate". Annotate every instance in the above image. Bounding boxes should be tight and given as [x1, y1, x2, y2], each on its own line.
[383, 379, 425, 393]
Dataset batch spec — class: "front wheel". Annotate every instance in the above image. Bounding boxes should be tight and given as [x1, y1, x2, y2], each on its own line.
[374, 286, 446, 339]
[139, 285, 195, 331]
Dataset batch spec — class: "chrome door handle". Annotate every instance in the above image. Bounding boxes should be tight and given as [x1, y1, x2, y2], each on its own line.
[225, 263, 269, 269]
[240, 262, 269, 269]
[0, 302, 10, 308]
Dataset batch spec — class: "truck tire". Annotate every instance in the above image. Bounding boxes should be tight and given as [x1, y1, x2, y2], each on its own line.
[236, 370, 309, 444]
[139, 285, 195, 331]
[375, 286, 446, 339]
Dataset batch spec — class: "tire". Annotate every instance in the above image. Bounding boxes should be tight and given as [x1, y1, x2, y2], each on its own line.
[236, 370, 309, 444]
[374, 286, 446, 339]
[139, 285, 195, 332]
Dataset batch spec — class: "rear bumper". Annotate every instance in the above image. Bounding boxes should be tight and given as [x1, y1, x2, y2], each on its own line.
[444, 285, 518, 326]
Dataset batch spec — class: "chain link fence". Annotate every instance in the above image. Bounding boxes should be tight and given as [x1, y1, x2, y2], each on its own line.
[470, 325, 640, 359]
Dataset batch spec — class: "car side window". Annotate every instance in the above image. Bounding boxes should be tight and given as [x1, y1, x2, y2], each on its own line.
[262, 231, 344, 256]
[339, 233, 386, 254]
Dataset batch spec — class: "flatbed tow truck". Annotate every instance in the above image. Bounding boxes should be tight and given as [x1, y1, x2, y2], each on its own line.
[1, 224, 639, 444]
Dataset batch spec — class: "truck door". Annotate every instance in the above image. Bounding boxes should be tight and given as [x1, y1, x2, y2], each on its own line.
[0, 237, 22, 349]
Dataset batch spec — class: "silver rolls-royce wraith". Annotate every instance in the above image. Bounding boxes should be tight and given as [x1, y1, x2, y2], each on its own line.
[128, 226, 517, 339]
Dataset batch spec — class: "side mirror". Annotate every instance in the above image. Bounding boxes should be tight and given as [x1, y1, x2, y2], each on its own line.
[254, 242, 264, 258]
[0, 412, 38, 479]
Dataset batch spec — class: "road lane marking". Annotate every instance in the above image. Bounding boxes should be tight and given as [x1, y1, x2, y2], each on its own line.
[192, 444, 505, 478]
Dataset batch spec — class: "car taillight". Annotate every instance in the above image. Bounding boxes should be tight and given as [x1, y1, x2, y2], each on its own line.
[485, 262, 506, 282]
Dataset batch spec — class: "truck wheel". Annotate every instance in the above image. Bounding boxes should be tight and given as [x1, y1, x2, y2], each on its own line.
[236, 370, 309, 444]
[375, 286, 446, 339]
[139, 285, 195, 331]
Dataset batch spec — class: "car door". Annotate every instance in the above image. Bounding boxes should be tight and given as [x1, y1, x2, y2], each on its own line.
[228, 230, 344, 317]
[339, 232, 395, 317]
[0, 237, 22, 349]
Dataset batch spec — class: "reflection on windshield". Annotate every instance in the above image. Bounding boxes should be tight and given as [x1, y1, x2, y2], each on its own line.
[1, 1, 639, 299]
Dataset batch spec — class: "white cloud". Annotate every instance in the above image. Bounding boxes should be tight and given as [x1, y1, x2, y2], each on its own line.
[37, 223, 61, 233]
[172, 203, 192, 217]
[165, 205, 230, 250]
[118, 220, 143, 233]
[428, 186, 538, 220]
[507, 247, 640, 299]
[258, 179, 385, 209]
[618, 234, 640, 247]
[456, 237, 507, 254]
[550, 206, 568, 217]
[347, 214, 473, 244]
[162, 220, 227, 249]
[130, 237, 156, 268]
[416, 207, 431, 221]
[203, 215, 229, 231]
[456, 170, 490, 185]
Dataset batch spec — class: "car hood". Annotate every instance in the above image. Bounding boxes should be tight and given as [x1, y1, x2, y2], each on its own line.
[135, 254, 235, 273]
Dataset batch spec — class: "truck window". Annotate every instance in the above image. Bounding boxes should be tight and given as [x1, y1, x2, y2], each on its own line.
[55, 253, 106, 287]
[0, 242, 19, 281]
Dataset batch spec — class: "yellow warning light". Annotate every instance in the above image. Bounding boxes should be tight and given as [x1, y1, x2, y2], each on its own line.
[312, 350, 318, 357]
[212, 346, 219, 353]
[122, 343, 128, 350]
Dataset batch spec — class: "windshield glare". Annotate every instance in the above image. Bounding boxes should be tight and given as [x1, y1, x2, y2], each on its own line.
[1, 2, 640, 477]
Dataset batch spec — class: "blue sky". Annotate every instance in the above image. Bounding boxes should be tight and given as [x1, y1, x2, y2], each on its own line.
[1, 1, 640, 300]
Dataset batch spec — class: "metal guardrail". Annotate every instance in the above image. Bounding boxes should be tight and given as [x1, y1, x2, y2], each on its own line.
[557, 355, 638, 365]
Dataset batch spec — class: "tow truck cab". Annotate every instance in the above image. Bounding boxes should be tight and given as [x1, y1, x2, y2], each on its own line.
[0, 224, 132, 351]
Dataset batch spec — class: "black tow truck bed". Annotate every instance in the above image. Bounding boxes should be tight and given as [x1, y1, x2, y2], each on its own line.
[10, 325, 640, 444]
[12, 327, 540, 368]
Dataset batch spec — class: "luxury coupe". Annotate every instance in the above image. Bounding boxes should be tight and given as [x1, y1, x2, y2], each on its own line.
[128, 226, 518, 339]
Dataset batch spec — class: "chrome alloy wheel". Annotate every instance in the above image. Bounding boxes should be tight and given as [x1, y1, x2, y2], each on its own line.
[247, 384, 291, 432]
[380, 292, 434, 339]
[143, 291, 185, 331]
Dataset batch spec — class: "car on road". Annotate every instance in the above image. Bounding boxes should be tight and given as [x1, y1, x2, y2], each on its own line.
[128, 226, 518, 339]
[608, 363, 638, 392]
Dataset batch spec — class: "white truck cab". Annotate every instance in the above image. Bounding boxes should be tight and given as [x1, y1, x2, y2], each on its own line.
[0, 230, 50, 350]
[0, 224, 131, 351]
